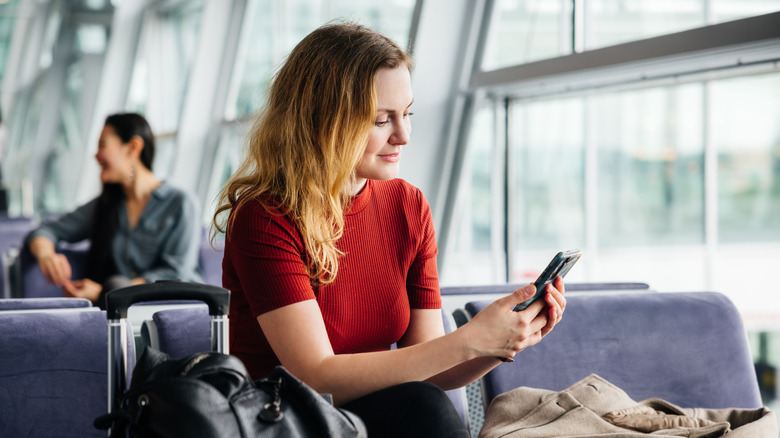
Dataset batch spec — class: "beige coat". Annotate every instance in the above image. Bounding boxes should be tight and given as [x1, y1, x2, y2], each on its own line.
[479, 374, 777, 438]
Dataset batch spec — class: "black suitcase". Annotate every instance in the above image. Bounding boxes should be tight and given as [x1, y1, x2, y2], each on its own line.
[96, 281, 367, 437]
[103, 281, 230, 435]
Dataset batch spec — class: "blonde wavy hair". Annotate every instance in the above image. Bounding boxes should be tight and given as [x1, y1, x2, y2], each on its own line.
[212, 22, 413, 284]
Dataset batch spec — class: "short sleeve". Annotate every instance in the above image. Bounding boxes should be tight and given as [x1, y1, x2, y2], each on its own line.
[226, 201, 316, 317]
[406, 189, 441, 309]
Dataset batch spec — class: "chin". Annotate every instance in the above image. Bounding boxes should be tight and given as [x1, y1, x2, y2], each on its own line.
[99, 173, 118, 184]
[371, 173, 398, 182]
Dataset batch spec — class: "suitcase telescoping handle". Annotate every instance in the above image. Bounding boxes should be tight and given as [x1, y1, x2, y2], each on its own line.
[105, 281, 230, 318]
[104, 281, 231, 420]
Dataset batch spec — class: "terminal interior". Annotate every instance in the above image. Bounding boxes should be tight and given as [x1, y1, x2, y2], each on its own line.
[0, 0, 779, 436]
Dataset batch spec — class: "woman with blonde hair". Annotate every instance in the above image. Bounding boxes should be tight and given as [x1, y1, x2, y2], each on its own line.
[214, 22, 566, 437]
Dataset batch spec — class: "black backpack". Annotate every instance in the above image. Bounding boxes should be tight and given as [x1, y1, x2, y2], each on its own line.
[95, 347, 367, 437]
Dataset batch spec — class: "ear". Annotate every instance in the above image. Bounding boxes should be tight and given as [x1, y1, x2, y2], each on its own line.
[126, 135, 145, 160]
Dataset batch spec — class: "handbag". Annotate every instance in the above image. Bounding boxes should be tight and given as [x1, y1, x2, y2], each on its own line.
[94, 347, 367, 437]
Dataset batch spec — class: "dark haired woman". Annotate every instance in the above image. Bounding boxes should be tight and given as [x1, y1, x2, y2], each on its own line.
[25, 113, 202, 307]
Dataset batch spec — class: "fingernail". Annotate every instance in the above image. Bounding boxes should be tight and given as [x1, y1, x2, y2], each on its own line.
[499, 357, 514, 363]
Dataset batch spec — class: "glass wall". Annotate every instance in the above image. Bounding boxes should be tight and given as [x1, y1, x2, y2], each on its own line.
[443, 104, 503, 284]
[594, 85, 705, 248]
[482, 0, 571, 69]
[512, 99, 584, 251]
[713, 73, 780, 243]
[483, 0, 780, 70]
[447, 70, 780, 285]
[585, 0, 705, 49]
[445, 3, 780, 416]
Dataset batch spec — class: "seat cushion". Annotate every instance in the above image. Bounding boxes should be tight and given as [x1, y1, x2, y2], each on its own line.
[153, 305, 211, 358]
[0, 297, 92, 310]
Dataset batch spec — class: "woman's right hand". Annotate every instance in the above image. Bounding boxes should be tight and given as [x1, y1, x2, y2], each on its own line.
[460, 284, 553, 362]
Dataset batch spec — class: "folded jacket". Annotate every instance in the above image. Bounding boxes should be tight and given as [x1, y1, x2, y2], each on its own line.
[478, 374, 777, 438]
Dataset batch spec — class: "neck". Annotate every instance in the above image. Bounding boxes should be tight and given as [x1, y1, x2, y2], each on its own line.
[122, 166, 160, 201]
[350, 177, 367, 196]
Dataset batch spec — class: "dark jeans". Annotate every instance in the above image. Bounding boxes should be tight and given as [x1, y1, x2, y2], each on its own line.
[342, 381, 470, 438]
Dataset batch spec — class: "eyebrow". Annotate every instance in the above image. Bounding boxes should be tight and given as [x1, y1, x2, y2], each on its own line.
[376, 99, 414, 114]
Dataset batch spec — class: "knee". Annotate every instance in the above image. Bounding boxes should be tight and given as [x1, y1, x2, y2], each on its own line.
[394, 381, 453, 412]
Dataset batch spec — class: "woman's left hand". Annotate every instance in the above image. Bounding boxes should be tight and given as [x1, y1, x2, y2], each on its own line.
[541, 276, 567, 337]
[63, 278, 103, 302]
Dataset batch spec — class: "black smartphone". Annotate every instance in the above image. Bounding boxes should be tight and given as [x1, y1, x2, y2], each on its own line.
[513, 249, 581, 312]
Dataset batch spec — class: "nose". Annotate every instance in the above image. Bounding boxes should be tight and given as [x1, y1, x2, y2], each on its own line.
[390, 119, 411, 146]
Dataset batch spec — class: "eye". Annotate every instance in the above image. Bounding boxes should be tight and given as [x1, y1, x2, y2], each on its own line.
[404, 112, 414, 118]
[374, 120, 389, 127]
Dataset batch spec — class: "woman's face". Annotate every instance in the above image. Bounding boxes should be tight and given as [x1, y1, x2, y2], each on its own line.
[95, 125, 133, 184]
[356, 66, 414, 184]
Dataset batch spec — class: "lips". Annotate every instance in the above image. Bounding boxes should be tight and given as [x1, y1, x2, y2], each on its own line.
[379, 152, 401, 163]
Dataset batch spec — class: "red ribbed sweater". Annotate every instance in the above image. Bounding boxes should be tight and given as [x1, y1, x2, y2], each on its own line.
[223, 179, 441, 379]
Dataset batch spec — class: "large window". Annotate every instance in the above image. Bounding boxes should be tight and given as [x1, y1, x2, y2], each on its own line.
[512, 98, 585, 252]
[585, 0, 705, 49]
[594, 84, 705, 247]
[448, 70, 780, 286]
[445, 6, 780, 302]
[446, 11, 780, 418]
[483, 0, 571, 69]
[443, 104, 503, 284]
[483, 0, 780, 70]
[713, 73, 780, 243]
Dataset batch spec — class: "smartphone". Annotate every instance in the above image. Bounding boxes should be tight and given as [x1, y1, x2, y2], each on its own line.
[513, 249, 581, 312]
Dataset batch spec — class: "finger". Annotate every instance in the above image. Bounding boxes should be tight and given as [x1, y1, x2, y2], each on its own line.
[545, 289, 565, 320]
[540, 307, 557, 337]
[546, 282, 567, 311]
[496, 284, 536, 308]
[520, 281, 553, 312]
[528, 308, 551, 333]
[554, 275, 565, 295]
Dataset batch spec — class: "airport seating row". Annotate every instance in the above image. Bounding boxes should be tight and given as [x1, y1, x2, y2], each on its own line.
[0, 284, 762, 437]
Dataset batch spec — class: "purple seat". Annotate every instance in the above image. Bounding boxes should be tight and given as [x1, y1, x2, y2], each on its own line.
[148, 304, 211, 359]
[466, 291, 761, 411]
[0, 309, 133, 437]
